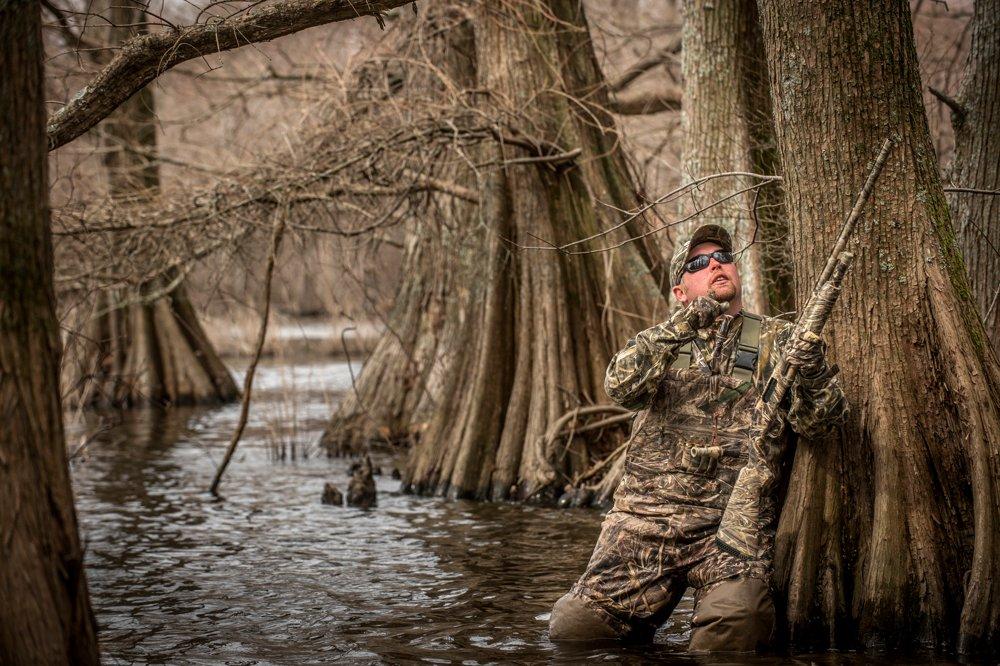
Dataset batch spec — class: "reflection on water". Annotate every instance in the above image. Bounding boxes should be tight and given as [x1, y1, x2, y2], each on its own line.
[69, 361, 947, 665]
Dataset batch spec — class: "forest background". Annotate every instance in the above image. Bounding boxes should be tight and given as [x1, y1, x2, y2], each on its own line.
[2, 0, 1000, 662]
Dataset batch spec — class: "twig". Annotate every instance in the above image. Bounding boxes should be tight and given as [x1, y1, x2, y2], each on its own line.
[41, 0, 104, 57]
[985, 283, 1000, 321]
[928, 86, 967, 123]
[516, 178, 780, 255]
[339, 325, 377, 426]
[943, 187, 1000, 196]
[561, 413, 634, 438]
[209, 212, 286, 497]
[68, 425, 115, 461]
[607, 88, 682, 115]
[515, 172, 782, 252]
[484, 147, 582, 169]
[573, 439, 631, 486]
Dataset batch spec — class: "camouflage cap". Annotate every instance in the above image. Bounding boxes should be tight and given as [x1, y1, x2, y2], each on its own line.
[670, 224, 734, 286]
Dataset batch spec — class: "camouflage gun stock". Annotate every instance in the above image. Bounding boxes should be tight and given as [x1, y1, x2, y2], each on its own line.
[715, 137, 896, 560]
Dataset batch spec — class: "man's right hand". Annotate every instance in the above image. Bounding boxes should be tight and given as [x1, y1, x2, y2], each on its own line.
[679, 296, 729, 331]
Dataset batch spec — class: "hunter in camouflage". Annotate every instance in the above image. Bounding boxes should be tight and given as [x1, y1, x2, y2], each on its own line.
[548, 224, 847, 651]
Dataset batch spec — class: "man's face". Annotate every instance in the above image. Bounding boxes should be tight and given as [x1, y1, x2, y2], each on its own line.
[671, 241, 743, 313]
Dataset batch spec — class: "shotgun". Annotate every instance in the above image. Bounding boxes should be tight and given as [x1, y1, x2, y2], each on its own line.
[715, 137, 896, 560]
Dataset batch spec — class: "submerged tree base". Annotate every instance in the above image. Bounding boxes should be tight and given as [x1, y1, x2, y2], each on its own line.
[63, 282, 239, 409]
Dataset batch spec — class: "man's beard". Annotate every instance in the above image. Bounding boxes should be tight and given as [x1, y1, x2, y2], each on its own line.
[708, 280, 737, 302]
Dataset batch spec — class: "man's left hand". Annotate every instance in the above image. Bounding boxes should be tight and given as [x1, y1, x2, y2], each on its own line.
[784, 330, 826, 378]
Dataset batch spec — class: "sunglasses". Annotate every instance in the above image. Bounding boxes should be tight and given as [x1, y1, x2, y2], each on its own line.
[683, 250, 735, 274]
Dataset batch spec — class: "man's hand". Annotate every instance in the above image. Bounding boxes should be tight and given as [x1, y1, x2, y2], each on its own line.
[784, 330, 827, 378]
[665, 296, 729, 342]
[681, 296, 729, 330]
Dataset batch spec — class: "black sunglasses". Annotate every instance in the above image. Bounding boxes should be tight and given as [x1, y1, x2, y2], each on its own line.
[683, 250, 735, 274]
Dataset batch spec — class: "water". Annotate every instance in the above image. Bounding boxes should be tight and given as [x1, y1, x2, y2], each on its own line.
[68, 360, 943, 665]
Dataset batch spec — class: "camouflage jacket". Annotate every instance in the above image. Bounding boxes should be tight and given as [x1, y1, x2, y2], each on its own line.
[604, 309, 847, 562]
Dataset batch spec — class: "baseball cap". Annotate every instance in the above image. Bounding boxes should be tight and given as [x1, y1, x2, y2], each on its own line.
[669, 224, 734, 286]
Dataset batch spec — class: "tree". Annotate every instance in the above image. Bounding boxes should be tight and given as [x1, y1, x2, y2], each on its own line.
[0, 4, 99, 663]
[61, 2, 240, 409]
[945, 0, 1000, 351]
[320, 6, 482, 454]
[402, 0, 670, 500]
[678, 0, 790, 313]
[759, 0, 1000, 653]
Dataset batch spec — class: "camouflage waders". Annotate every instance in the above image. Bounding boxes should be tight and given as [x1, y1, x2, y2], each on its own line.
[549, 310, 846, 650]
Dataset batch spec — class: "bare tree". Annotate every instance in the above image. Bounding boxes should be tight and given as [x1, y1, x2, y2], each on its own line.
[0, 5, 99, 663]
[944, 0, 1000, 350]
[320, 6, 483, 454]
[758, 0, 1000, 653]
[61, 1, 239, 408]
[402, 0, 671, 501]
[677, 0, 788, 313]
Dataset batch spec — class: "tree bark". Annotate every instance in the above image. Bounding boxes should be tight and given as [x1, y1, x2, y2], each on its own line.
[949, 0, 1000, 351]
[678, 0, 789, 313]
[62, 2, 239, 410]
[761, 0, 1000, 653]
[0, 6, 99, 664]
[402, 0, 669, 501]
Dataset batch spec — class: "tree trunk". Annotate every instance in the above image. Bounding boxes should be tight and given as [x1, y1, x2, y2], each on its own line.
[760, 0, 1000, 654]
[326, 1, 670, 458]
[949, 0, 1000, 351]
[403, 0, 668, 501]
[321, 7, 480, 454]
[62, 2, 239, 409]
[679, 0, 790, 313]
[0, 6, 100, 664]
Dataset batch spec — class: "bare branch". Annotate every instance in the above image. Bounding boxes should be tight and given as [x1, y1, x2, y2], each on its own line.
[607, 87, 682, 115]
[943, 187, 1000, 196]
[928, 85, 968, 124]
[607, 35, 681, 93]
[46, 0, 416, 151]
[41, 0, 105, 57]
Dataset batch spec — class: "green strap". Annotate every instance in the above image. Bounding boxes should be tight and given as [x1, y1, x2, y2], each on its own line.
[671, 341, 693, 370]
[670, 312, 761, 379]
[732, 312, 761, 383]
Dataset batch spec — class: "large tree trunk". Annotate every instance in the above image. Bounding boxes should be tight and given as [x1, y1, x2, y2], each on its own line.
[326, 1, 670, 459]
[949, 0, 1000, 351]
[403, 0, 668, 501]
[321, 8, 479, 454]
[0, 6, 100, 664]
[761, 0, 1000, 654]
[62, 2, 239, 409]
[678, 0, 789, 313]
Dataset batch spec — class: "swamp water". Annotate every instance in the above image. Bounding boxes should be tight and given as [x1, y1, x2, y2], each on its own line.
[69, 361, 946, 665]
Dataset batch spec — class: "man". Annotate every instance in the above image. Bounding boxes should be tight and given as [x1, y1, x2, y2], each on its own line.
[548, 224, 847, 651]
